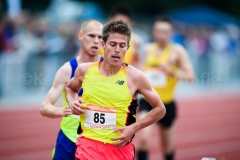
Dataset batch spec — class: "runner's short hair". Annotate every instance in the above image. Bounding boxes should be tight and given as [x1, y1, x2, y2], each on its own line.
[102, 20, 131, 44]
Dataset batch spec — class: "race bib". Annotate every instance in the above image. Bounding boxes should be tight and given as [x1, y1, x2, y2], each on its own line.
[84, 105, 116, 130]
[145, 69, 167, 87]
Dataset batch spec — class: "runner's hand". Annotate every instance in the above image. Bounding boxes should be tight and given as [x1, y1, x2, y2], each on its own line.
[111, 125, 136, 148]
[159, 63, 170, 75]
[159, 63, 177, 77]
[69, 99, 85, 115]
[60, 105, 72, 117]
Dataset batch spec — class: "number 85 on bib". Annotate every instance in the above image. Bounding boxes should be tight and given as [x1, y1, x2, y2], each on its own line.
[84, 105, 116, 130]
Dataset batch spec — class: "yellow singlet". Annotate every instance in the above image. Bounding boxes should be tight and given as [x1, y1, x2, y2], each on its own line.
[144, 43, 178, 103]
[60, 56, 104, 143]
[60, 92, 80, 142]
[99, 47, 104, 56]
[78, 61, 138, 144]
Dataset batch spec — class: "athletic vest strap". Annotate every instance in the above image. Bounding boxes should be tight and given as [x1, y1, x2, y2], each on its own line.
[69, 58, 78, 79]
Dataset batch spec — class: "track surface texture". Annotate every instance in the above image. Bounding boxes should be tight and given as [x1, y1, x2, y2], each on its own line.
[0, 94, 240, 160]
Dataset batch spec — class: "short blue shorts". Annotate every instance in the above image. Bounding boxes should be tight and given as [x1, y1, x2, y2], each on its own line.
[52, 129, 77, 160]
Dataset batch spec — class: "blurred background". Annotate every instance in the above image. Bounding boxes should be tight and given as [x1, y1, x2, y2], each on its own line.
[0, 0, 240, 160]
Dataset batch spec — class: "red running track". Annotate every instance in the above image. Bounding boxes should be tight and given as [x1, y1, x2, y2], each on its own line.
[0, 94, 240, 160]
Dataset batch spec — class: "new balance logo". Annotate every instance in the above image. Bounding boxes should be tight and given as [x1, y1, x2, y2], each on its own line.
[115, 80, 125, 85]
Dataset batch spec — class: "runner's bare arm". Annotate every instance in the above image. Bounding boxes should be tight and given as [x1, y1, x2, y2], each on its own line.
[166, 45, 195, 82]
[134, 71, 166, 130]
[175, 45, 195, 82]
[112, 69, 166, 147]
[40, 64, 72, 118]
[65, 63, 91, 114]
[65, 66, 83, 102]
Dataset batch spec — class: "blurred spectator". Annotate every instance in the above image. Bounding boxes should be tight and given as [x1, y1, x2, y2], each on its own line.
[171, 22, 186, 46]
[185, 25, 210, 81]
[209, 28, 230, 83]
[0, 14, 5, 53]
[1, 15, 17, 53]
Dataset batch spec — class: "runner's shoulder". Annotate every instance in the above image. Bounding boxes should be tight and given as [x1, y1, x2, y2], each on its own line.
[75, 62, 94, 76]
[172, 43, 188, 55]
[128, 65, 146, 82]
[55, 62, 72, 81]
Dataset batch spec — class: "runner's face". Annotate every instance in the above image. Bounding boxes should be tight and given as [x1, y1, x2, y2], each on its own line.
[153, 22, 173, 44]
[80, 23, 103, 56]
[102, 33, 129, 67]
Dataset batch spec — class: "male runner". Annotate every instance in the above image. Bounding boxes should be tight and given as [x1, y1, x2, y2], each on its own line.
[65, 20, 166, 160]
[137, 15, 195, 160]
[40, 19, 103, 160]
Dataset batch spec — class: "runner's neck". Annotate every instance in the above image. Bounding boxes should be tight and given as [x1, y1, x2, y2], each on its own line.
[76, 50, 100, 64]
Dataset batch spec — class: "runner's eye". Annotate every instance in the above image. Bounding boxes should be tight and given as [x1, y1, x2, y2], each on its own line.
[89, 34, 95, 38]
[120, 44, 126, 48]
[110, 43, 116, 47]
